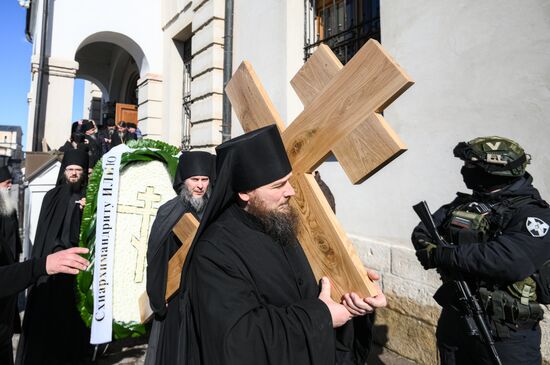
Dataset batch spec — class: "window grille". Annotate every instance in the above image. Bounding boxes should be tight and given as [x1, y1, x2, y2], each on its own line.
[181, 39, 192, 150]
[304, 0, 380, 64]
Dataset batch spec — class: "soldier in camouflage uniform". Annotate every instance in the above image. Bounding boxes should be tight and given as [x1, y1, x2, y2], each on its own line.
[412, 136, 550, 365]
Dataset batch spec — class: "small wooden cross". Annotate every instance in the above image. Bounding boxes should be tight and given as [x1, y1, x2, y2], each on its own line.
[117, 186, 161, 283]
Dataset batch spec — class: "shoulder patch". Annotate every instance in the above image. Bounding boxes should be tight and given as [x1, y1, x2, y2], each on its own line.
[525, 217, 549, 238]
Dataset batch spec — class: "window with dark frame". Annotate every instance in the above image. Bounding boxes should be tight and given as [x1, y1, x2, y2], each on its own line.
[180, 39, 192, 151]
[304, 0, 380, 64]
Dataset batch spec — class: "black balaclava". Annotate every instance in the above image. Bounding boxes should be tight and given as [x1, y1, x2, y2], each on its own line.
[460, 164, 519, 192]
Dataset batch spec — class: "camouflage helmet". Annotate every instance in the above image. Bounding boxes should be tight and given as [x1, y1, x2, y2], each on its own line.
[453, 136, 530, 177]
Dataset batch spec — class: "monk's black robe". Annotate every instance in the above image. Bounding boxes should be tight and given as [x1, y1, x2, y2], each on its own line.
[177, 204, 372, 365]
[16, 184, 90, 365]
[84, 134, 102, 169]
[0, 211, 22, 365]
[145, 197, 196, 365]
[0, 258, 47, 299]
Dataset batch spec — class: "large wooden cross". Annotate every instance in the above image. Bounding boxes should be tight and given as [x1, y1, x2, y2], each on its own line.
[141, 39, 413, 322]
[224, 39, 413, 299]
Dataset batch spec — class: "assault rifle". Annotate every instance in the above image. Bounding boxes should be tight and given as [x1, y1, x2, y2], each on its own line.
[413, 201, 502, 365]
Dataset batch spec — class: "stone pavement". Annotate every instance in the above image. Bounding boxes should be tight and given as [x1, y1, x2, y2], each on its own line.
[93, 342, 416, 365]
[14, 334, 416, 364]
[368, 344, 417, 365]
[92, 338, 147, 365]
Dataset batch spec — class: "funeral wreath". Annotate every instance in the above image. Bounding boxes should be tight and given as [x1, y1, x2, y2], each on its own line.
[76, 139, 179, 340]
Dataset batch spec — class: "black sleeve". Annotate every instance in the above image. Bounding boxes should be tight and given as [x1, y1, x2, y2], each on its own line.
[0, 257, 47, 298]
[334, 314, 374, 364]
[110, 133, 122, 148]
[146, 234, 176, 318]
[436, 205, 550, 282]
[189, 240, 335, 365]
[411, 200, 455, 249]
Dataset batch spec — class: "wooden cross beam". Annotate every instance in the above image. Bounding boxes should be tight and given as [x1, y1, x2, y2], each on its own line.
[226, 39, 414, 300]
[290, 44, 407, 184]
[165, 213, 199, 300]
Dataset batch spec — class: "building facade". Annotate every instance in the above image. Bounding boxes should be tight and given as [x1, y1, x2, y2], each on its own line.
[0, 125, 23, 181]
[0, 125, 23, 162]
[22, 0, 550, 363]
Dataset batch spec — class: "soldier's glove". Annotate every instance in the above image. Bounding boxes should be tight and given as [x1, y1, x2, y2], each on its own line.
[415, 239, 438, 270]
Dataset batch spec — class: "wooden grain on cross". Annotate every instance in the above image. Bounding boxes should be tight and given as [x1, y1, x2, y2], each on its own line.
[290, 44, 407, 184]
[281, 40, 412, 173]
[165, 213, 200, 300]
[225, 62, 286, 133]
[226, 39, 414, 300]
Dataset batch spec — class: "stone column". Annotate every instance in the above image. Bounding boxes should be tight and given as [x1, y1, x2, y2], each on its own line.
[83, 82, 103, 122]
[33, 57, 79, 150]
[189, 0, 225, 149]
[137, 74, 163, 140]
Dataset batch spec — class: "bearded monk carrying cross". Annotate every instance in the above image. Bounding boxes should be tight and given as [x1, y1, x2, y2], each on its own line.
[171, 125, 386, 365]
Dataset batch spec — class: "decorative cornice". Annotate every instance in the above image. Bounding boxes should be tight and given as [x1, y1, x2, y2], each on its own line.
[137, 73, 163, 87]
[31, 57, 79, 78]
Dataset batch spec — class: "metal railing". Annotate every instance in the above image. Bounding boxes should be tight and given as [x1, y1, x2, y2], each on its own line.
[181, 57, 192, 151]
[304, 0, 380, 64]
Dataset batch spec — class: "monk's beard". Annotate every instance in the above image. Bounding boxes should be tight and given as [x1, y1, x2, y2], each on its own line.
[0, 188, 16, 217]
[180, 185, 210, 214]
[66, 175, 87, 193]
[247, 197, 298, 246]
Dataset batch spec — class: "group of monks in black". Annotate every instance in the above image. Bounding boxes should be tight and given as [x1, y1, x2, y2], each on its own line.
[0, 150, 91, 365]
[3, 123, 388, 365]
[4, 121, 546, 364]
[59, 119, 141, 172]
[0, 118, 144, 363]
[0, 117, 144, 364]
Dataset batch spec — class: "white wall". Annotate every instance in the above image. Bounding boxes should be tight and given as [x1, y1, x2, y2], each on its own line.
[231, 0, 305, 136]
[24, 162, 60, 258]
[315, 0, 550, 246]
[49, 0, 163, 76]
[27, 0, 165, 149]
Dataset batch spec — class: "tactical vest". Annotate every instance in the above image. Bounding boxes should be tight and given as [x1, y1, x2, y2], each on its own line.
[442, 194, 549, 331]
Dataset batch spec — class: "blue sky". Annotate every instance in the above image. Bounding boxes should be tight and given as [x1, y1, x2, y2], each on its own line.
[0, 0, 83, 150]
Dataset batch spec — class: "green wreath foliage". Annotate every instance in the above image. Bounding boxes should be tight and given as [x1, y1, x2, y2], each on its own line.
[76, 139, 179, 340]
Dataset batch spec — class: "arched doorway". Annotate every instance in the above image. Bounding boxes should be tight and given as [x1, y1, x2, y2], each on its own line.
[75, 37, 141, 125]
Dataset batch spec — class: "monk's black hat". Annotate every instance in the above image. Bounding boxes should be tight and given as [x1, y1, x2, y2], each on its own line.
[71, 121, 81, 133]
[126, 122, 138, 129]
[62, 148, 89, 171]
[215, 124, 291, 192]
[80, 120, 94, 133]
[0, 166, 12, 183]
[173, 151, 215, 194]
